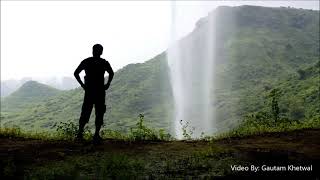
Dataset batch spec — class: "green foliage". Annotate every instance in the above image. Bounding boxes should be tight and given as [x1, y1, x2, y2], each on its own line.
[0, 126, 22, 138]
[0, 115, 173, 142]
[222, 117, 320, 139]
[0, 127, 59, 140]
[53, 121, 79, 139]
[101, 129, 128, 140]
[1, 81, 61, 113]
[218, 87, 320, 139]
[0, 55, 173, 133]
[129, 114, 172, 141]
[180, 120, 195, 140]
[212, 6, 319, 132]
[47, 114, 173, 141]
[158, 128, 172, 141]
[53, 121, 92, 140]
[269, 88, 280, 123]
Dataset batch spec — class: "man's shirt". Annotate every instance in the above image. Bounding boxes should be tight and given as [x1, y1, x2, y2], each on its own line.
[77, 57, 112, 90]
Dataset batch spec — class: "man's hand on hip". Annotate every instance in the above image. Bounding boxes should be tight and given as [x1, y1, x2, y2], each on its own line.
[104, 83, 110, 90]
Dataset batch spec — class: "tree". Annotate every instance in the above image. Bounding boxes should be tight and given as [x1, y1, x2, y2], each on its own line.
[269, 89, 280, 123]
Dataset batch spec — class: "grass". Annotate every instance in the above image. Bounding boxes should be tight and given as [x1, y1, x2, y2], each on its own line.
[1, 113, 319, 142]
[21, 140, 240, 179]
[0, 126, 61, 140]
[0, 114, 174, 142]
[215, 115, 320, 140]
[1, 118, 319, 179]
[25, 153, 145, 179]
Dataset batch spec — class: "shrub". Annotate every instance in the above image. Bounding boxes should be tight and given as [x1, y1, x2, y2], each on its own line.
[158, 128, 173, 141]
[53, 121, 92, 140]
[129, 114, 173, 141]
[129, 114, 159, 141]
[180, 120, 195, 140]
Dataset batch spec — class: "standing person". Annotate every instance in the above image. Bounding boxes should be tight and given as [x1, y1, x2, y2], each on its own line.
[74, 44, 114, 143]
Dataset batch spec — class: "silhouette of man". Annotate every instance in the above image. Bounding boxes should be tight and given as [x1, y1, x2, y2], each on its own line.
[74, 44, 114, 142]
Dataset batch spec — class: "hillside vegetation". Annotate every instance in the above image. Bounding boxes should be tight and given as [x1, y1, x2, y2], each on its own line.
[1, 6, 319, 136]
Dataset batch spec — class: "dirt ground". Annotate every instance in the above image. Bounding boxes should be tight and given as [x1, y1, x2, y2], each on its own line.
[1, 129, 319, 178]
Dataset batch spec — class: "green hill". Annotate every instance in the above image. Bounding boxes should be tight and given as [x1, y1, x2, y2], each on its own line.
[170, 5, 319, 131]
[1, 81, 61, 112]
[0, 56, 173, 131]
[0, 6, 319, 134]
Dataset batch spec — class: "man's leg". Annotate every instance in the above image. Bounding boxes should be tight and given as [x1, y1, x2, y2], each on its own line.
[77, 95, 93, 139]
[94, 103, 106, 138]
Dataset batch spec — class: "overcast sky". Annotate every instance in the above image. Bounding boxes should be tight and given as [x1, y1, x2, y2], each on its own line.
[1, 1, 319, 81]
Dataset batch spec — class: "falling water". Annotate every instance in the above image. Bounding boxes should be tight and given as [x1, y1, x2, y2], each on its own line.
[168, 5, 216, 139]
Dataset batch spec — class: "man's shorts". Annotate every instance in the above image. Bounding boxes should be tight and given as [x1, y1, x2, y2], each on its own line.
[79, 90, 106, 125]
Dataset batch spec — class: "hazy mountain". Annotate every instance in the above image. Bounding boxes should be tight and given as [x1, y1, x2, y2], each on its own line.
[1, 81, 61, 112]
[1, 77, 78, 97]
[1, 6, 319, 134]
[1, 78, 32, 97]
[43, 76, 79, 90]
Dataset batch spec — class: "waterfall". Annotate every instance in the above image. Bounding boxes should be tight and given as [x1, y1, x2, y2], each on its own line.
[168, 5, 216, 139]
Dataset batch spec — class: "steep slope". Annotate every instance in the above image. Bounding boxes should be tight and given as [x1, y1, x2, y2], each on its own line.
[276, 61, 320, 121]
[165, 5, 319, 131]
[105, 54, 173, 131]
[210, 6, 319, 131]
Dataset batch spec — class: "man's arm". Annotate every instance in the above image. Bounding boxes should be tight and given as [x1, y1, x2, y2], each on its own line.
[74, 62, 86, 90]
[104, 61, 114, 90]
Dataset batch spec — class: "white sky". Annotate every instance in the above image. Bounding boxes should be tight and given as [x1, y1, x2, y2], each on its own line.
[1, 1, 319, 81]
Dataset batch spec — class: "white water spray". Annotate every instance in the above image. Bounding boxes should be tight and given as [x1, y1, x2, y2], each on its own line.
[168, 5, 216, 139]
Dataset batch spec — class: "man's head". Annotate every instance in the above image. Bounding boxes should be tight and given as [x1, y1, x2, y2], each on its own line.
[92, 44, 103, 57]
